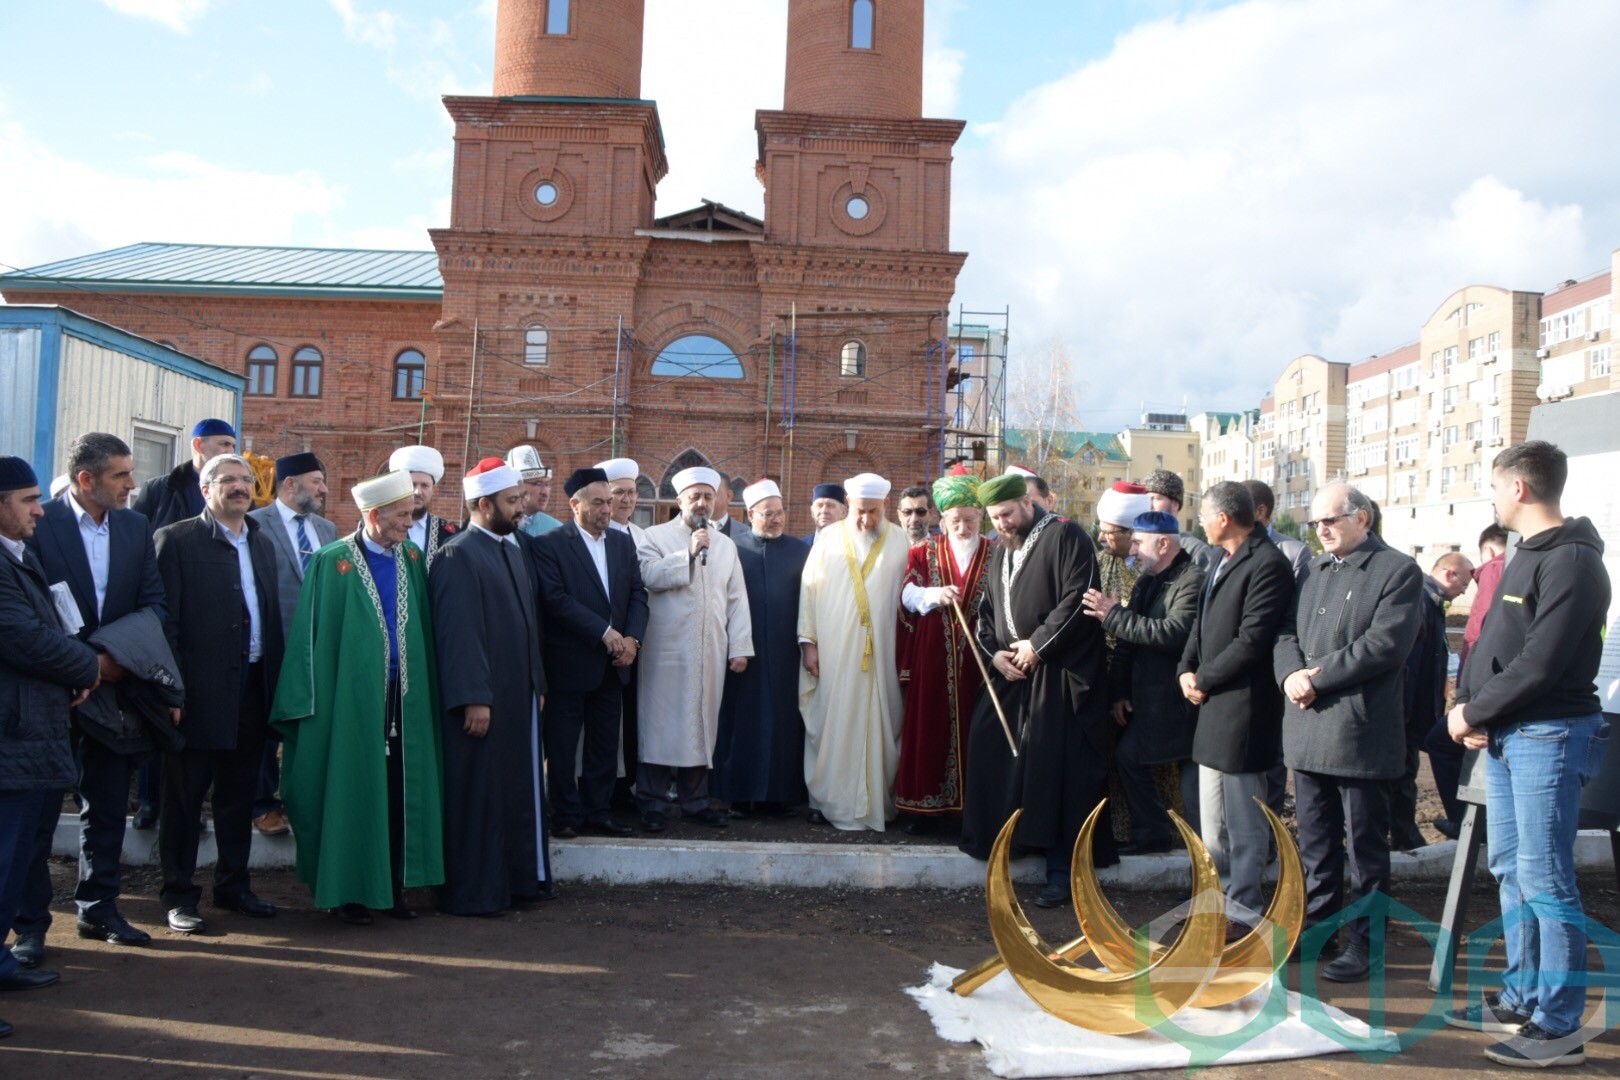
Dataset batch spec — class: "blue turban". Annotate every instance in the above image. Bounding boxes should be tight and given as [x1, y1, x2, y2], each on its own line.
[192, 419, 236, 439]
[811, 483, 847, 505]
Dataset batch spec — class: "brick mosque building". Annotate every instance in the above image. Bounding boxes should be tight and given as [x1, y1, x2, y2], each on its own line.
[1, 0, 970, 531]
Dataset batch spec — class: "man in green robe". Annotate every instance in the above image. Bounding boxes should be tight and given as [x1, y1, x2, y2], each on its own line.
[271, 469, 444, 924]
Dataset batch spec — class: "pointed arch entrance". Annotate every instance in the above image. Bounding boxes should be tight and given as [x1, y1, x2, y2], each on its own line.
[653, 449, 746, 525]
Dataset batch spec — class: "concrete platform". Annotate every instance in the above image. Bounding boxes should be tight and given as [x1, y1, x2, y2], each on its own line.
[49, 812, 1617, 890]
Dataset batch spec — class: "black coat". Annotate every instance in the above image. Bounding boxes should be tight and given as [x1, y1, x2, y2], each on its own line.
[27, 496, 167, 640]
[1402, 578, 1449, 736]
[132, 460, 204, 531]
[1104, 548, 1205, 765]
[154, 512, 284, 751]
[0, 546, 101, 791]
[1179, 529, 1293, 774]
[531, 521, 650, 694]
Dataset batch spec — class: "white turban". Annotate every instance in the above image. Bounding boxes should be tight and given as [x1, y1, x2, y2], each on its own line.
[50, 473, 71, 499]
[389, 445, 444, 483]
[353, 470, 414, 511]
[843, 472, 891, 500]
[1097, 482, 1152, 529]
[595, 457, 640, 482]
[743, 479, 782, 509]
[672, 466, 722, 494]
[463, 461, 523, 501]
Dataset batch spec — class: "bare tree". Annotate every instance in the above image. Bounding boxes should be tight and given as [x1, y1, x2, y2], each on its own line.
[1006, 337, 1084, 469]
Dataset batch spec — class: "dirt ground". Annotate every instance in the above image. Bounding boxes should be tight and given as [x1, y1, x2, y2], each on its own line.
[2, 853, 1617, 1079]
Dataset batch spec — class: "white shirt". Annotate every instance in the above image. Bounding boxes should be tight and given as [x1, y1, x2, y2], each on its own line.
[901, 536, 982, 614]
[67, 490, 110, 619]
[577, 526, 612, 598]
[408, 517, 428, 554]
[274, 497, 316, 568]
[219, 517, 263, 663]
[0, 532, 24, 565]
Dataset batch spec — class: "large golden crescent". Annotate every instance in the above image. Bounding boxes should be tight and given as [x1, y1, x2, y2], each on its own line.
[982, 807, 1226, 1035]
[1073, 798, 1305, 1009]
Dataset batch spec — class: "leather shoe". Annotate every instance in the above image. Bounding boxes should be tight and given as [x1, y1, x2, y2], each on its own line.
[10, 932, 44, 969]
[686, 808, 729, 828]
[77, 912, 151, 946]
[253, 808, 291, 836]
[901, 817, 936, 836]
[552, 824, 580, 839]
[384, 903, 417, 921]
[1433, 817, 1461, 840]
[0, 969, 60, 991]
[166, 906, 206, 934]
[335, 903, 373, 925]
[1031, 884, 1070, 909]
[807, 809, 828, 825]
[130, 804, 157, 830]
[640, 812, 666, 833]
[583, 818, 634, 837]
[1321, 942, 1371, 982]
[0, 1016, 11, 1039]
[215, 892, 276, 918]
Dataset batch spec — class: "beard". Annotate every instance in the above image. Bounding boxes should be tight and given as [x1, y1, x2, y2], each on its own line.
[485, 510, 519, 536]
[293, 489, 323, 515]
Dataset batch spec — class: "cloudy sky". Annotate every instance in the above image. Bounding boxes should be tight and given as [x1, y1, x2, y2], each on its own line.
[3, 0, 1618, 430]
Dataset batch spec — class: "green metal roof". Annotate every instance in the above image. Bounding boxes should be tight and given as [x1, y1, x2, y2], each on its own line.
[0, 242, 442, 301]
[1005, 428, 1130, 463]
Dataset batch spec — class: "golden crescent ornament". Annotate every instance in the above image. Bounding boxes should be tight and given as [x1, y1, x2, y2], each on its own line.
[982, 808, 1227, 1035]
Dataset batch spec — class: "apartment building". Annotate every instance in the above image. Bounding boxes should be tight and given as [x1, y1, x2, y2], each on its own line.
[1256, 355, 1348, 515]
[1194, 409, 1260, 492]
[1120, 411, 1202, 531]
[1536, 266, 1613, 404]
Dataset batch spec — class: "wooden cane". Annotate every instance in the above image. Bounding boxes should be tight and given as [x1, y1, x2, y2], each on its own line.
[951, 598, 1018, 758]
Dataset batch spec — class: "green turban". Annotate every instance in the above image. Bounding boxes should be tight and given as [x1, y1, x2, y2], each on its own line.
[976, 473, 1027, 507]
[932, 474, 981, 513]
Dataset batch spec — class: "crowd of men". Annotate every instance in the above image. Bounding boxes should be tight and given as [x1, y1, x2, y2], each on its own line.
[0, 424, 1610, 1068]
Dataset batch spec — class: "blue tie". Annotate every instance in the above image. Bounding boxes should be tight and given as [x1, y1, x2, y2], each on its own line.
[294, 514, 314, 573]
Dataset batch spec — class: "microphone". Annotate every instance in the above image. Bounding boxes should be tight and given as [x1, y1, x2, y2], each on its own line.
[695, 515, 709, 565]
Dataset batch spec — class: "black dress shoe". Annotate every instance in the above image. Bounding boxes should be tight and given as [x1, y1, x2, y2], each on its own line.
[1433, 817, 1461, 840]
[552, 824, 580, 839]
[1321, 942, 1371, 982]
[77, 912, 151, 946]
[0, 969, 60, 991]
[131, 805, 157, 831]
[166, 906, 206, 934]
[215, 892, 277, 918]
[583, 818, 634, 837]
[10, 932, 44, 969]
[1031, 885, 1070, 909]
[901, 817, 937, 836]
[385, 895, 417, 920]
[1118, 839, 1173, 856]
[0, 1016, 11, 1038]
[686, 808, 729, 828]
[335, 903, 373, 925]
[640, 812, 666, 833]
[534, 881, 557, 901]
[807, 809, 828, 825]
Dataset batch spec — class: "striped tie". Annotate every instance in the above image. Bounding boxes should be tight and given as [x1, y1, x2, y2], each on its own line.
[294, 514, 314, 573]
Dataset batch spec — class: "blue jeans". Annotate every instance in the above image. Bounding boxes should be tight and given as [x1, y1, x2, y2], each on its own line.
[1485, 714, 1610, 1036]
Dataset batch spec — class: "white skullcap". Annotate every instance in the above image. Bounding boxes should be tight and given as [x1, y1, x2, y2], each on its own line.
[463, 460, 524, 501]
[1005, 464, 1040, 479]
[50, 473, 71, 499]
[844, 473, 891, 500]
[353, 470, 414, 511]
[1097, 482, 1152, 529]
[505, 445, 551, 479]
[743, 479, 782, 509]
[672, 466, 722, 494]
[389, 445, 444, 483]
[595, 457, 640, 482]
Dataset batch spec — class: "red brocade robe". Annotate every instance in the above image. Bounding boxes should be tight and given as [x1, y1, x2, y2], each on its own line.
[895, 534, 993, 815]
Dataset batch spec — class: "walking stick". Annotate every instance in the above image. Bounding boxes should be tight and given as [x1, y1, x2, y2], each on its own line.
[951, 599, 1018, 758]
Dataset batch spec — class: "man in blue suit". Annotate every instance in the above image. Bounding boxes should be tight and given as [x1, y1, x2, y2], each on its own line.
[531, 468, 650, 837]
[17, 433, 166, 957]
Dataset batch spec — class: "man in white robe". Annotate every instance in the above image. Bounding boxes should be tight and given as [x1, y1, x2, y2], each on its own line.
[635, 467, 753, 829]
[797, 473, 909, 831]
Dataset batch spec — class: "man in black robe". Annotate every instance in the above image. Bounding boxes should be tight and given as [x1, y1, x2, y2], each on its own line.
[959, 472, 1115, 909]
[429, 458, 550, 916]
[714, 479, 810, 814]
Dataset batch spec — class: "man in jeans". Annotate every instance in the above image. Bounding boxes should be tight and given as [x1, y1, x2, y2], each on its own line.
[1445, 440, 1610, 1068]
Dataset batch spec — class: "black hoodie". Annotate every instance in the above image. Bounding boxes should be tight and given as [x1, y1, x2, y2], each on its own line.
[1455, 516, 1609, 728]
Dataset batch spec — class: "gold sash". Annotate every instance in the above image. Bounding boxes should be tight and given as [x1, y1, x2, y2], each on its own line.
[840, 521, 889, 672]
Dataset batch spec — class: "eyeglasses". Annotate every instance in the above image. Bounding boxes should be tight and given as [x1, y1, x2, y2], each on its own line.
[1306, 512, 1353, 531]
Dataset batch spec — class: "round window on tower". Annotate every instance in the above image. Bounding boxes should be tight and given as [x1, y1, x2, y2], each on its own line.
[517, 168, 575, 222]
[829, 182, 885, 236]
[846, 195, 870, 221]
[535, 181, 560, 207]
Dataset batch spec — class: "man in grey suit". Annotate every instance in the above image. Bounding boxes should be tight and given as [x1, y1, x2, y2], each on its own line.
[245, 452, 336, 835]
[1274, 479, 1422, 983]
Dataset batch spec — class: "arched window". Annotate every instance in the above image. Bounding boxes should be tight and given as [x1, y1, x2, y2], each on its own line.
[840, 340, 867, 377]
[545, 0, 570, 35]
[393, 348, 426, 400]
[291, 345, 324, 397]
[246, 345, 277, 397]
[524, 325, 549, 366]
[851, 0, 874, 49]
[651, 334, 744, 379]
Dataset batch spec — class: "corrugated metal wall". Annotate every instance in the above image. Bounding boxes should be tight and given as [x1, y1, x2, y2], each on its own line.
[53, 332, 238, 476]
[0, 327, 41, 458]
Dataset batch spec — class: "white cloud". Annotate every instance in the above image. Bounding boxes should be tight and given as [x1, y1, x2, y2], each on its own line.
[0, 121, 339, 271]
[952, 0, 1620, 426]
[98, 0, 217, 34]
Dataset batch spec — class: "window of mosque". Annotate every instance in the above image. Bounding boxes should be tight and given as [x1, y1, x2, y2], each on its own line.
[535, 181, 559, 207]
[651, 334, 744, 379]
[851, 0, 874, 48]
[246, 344, 277, 396]
[545, 0, 569, 35]
[840, 340, 867, 377]
[525, 325, 549, 365]
[394, 348, 426, 400]
[846, 195, 870, 220]
[291, 346, 324, 398]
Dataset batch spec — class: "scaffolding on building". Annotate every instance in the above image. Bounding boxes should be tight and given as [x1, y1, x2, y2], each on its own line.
[945, 305, 1011, 474]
